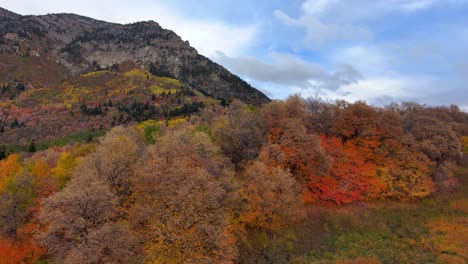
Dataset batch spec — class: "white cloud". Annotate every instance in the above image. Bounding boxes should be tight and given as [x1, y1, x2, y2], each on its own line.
[215, 52, 362, 91]
[0, 0, 257, 58]
[273, 10, 298, 26]
[397, 0, 466, 12]
[173, 22, 257, 58]
[302, 0, 340, 15]
[274, 10, 372, 48]
[329, 77, 423, 104]
[400, 0, 435, 11]
[273, 0, 467, 48]
[330, 45, 394, 77]
[274, 1, 373, 49]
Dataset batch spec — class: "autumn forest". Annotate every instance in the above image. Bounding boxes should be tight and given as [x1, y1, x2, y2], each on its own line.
[0, 6, 467, 264]
[1, 96, 467, 263]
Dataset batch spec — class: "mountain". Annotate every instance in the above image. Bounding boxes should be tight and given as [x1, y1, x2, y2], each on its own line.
[0, 8, 269, 147]
[0, 7, 19, 19]
[0, 8, 269, 104]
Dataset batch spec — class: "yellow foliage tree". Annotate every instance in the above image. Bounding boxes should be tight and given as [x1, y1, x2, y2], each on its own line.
[462, 136, 468, 154]
[51, 152, 78, 189]
[0, 154, 22, 191]
[51, 144, 95, 189]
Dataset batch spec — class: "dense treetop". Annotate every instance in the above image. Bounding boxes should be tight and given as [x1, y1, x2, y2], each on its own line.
[0, 96, 466, 263]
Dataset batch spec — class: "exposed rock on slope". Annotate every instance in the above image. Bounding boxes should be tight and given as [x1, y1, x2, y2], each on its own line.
[0, 8, 269, 105]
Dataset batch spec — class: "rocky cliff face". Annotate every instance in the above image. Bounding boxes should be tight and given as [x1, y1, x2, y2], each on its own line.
[0, 8, 269, 105]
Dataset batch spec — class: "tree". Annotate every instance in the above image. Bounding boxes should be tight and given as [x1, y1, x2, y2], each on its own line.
[306, 136, 379, 204]
[462, 136, 468, 154]
[405, 115, 462, 189]
[37, 129, 144, 263]
[77, 126, 143, 204]
[0, 171, 36, 237]
[130, 126, 237, 263]
[213, 101, 267, 168]
[10, 118, 19, 129]
[407, 116, 462, 163]
[52, 151, 79, 189]
[325, 104, 436, 199]
[305, 97, 340, 135]
[261, 97, 331, 201]
[239, 161, 303, 230]
[0, 237, 29, 264]
[372, 110, 435, 198]
[0, 226, 45, 263]
[28, 141, 36, 153]
[0, 154, 22, 190]
[260, 117, 330, 186]
[377, 142, 435, 199]
[331, 101, 378, 142]
[0, 145, 5, 160]
[59, 223, 141, 264]
[37, 175, 141, 263]
[31, 160, 56, 197]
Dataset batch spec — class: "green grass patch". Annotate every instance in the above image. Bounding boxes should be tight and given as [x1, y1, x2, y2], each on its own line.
[1, 130, 105, 156]
[37, 130, 106, 149]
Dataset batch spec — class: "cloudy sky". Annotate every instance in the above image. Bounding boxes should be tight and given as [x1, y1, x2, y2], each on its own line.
[1, 0, 467, 108]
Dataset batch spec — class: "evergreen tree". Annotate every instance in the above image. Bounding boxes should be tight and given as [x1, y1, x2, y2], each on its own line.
[28, 141, 36, 153]
[0, 145, 6, 160]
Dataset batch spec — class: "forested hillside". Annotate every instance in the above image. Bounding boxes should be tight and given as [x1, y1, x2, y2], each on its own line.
[0, 66, 214, 150]
[0, 7, 269, 156]
[0, 96, 467, 263]
[0, 8, 269, 106]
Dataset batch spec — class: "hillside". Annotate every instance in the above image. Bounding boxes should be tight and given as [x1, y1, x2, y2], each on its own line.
[0, 7, 269, 147]
[0, 8, 269, 105]
[0, 96, 467, 263]
[1, 65, 212, 147]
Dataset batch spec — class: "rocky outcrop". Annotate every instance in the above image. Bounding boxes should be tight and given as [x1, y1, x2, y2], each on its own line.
[0, 8, 269, 105]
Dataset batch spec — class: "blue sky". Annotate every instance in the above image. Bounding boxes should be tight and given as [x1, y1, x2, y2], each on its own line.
[1, 0, 467, 108]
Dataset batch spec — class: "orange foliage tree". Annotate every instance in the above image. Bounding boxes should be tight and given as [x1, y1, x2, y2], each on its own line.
[0, 155, 46, 263]
[0, 154, 21, 189]
[306, 136, 379, 204]
[330, 104, 435, 199]
[261, 97, 330, 193]
[239, 161, 303, 230]
[0, 237, 29, 264]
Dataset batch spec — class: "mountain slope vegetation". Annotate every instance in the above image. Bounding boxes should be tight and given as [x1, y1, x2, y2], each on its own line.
[0, 7, 268, 149]
[0, 7, 467, 264]
[0, 96, 467, 263]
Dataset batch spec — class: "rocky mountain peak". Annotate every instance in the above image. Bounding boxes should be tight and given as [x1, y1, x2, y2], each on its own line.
[0, 8, 269, 105]
[0, 7, 20, 20]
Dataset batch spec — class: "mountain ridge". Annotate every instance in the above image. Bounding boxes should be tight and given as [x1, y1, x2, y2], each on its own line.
[0, 7, 269, 105]
[0, 7, 20, 19]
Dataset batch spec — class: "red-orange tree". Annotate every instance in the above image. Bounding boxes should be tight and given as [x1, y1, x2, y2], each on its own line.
[306, 136, 378, 204]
